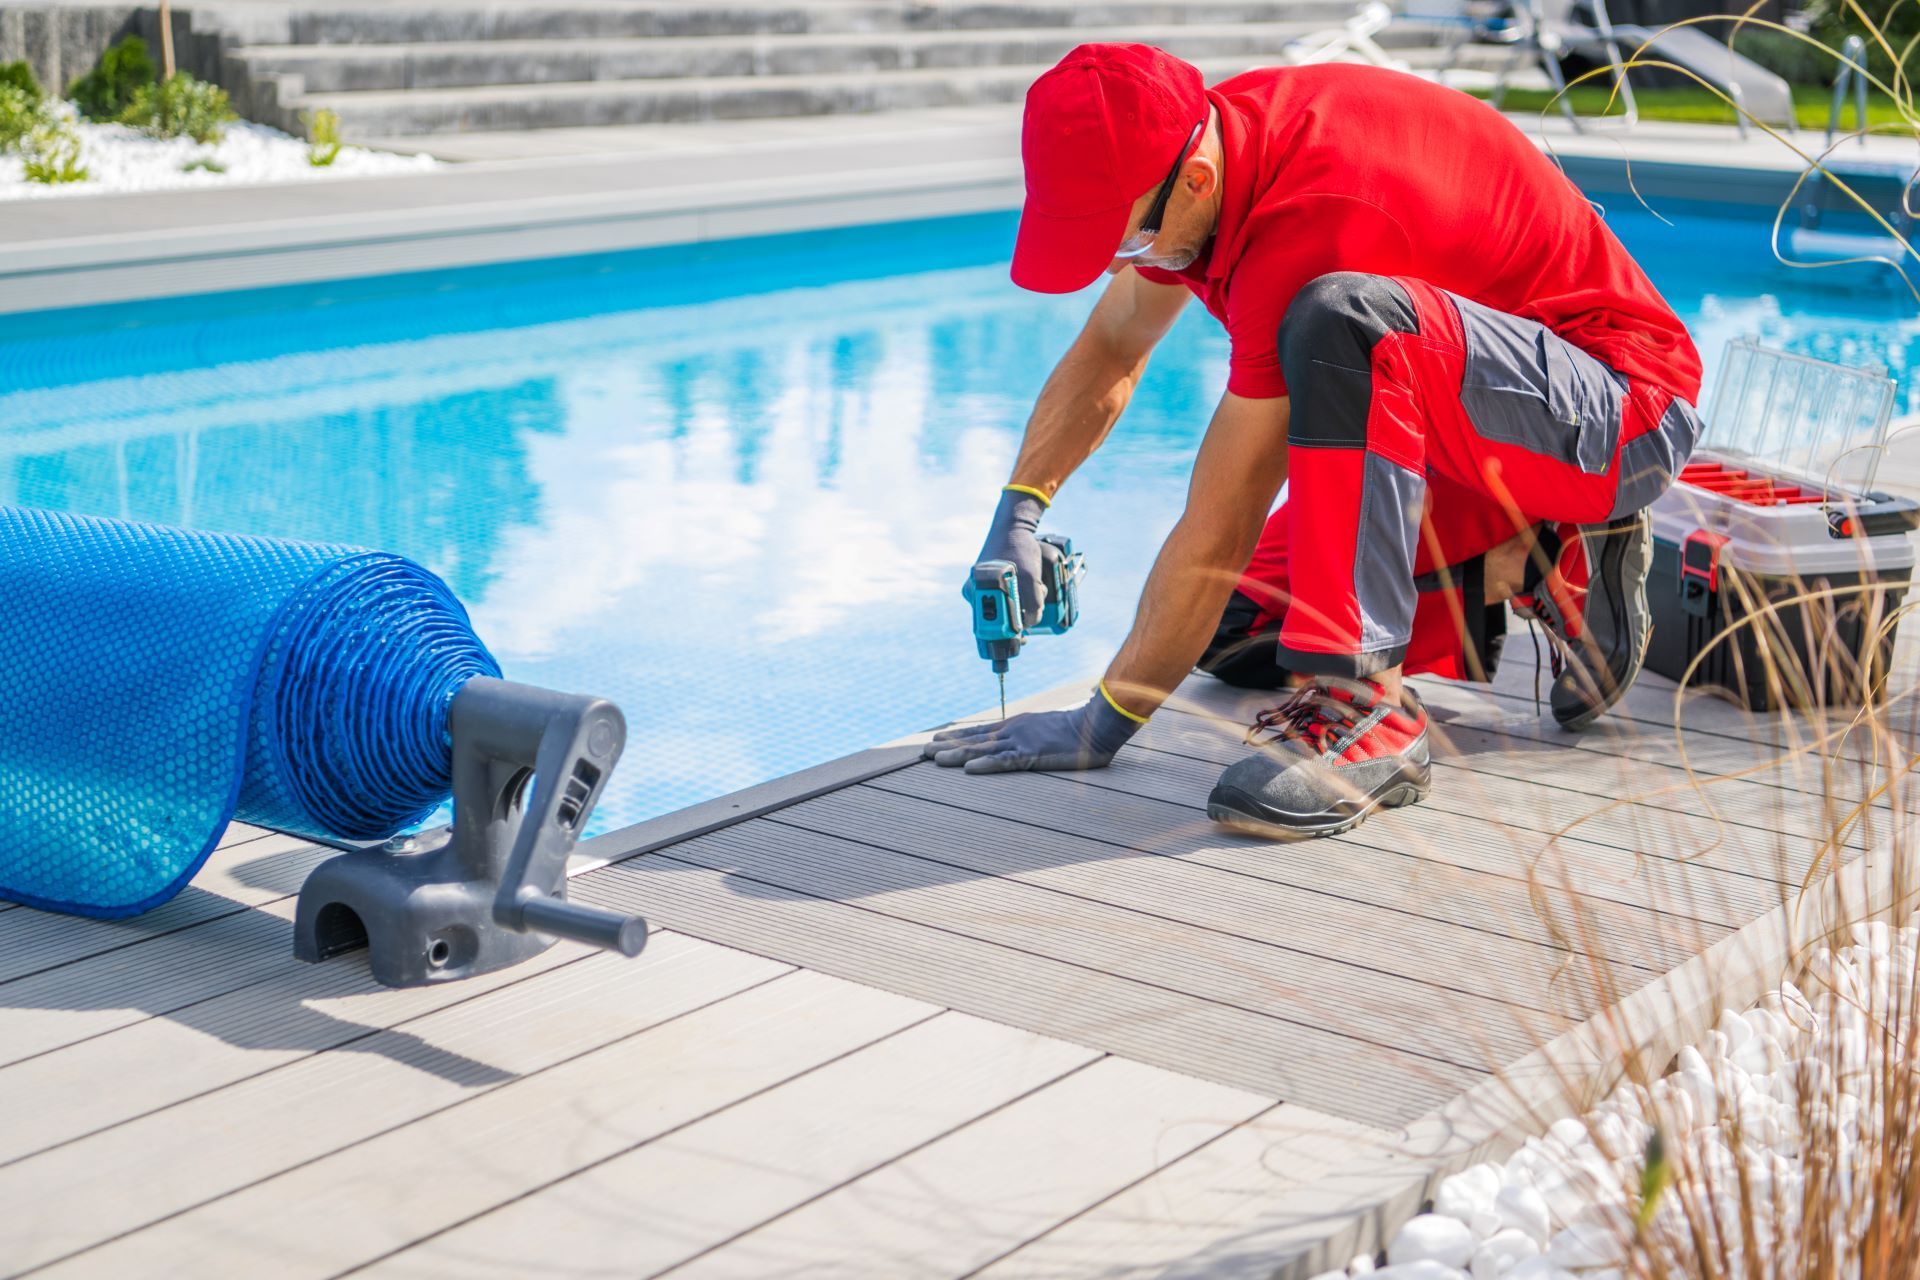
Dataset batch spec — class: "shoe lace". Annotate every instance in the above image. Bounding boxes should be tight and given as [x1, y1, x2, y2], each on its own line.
[1514, 586, 1570, 719]
[1247, 680, 1376, 755]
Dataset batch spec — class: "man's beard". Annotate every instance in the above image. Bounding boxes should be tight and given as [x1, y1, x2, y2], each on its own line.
[1137, 241, 1200, 272]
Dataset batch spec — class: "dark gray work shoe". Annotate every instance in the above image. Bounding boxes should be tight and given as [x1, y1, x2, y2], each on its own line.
[1206, 678, 1431, 840]
[1512, 511, 1654, 732]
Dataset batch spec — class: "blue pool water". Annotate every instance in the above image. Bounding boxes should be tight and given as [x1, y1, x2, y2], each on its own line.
[1, 198, 1915, 837]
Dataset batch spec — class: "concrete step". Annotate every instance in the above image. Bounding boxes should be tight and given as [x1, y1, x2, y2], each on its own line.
[235, 22, 1426, 93]
[248, 2, 1362, 45]
[300, 53, 1284, 137]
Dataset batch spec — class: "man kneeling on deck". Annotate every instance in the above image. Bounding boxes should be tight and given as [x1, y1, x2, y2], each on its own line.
[925, 45, 1704, 839]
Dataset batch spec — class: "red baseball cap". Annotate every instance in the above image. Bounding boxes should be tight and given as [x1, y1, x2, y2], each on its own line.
[1011, 44, 1208, 294]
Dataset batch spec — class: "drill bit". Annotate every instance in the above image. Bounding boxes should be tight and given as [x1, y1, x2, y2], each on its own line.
[998, 670, 1007, 720]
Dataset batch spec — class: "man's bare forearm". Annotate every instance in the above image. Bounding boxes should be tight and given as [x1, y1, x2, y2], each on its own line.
[1100, 392, 1292, 719]
[1100, 511, 1266, 716]
[1006, 333, 1145, 498]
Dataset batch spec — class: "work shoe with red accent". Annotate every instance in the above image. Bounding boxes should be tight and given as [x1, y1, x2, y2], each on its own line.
[1205, 677, 1431, 840]
[1511, 512, 1653, 732]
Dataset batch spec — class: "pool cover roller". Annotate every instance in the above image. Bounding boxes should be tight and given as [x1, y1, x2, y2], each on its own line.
[0, 507, 645, 984]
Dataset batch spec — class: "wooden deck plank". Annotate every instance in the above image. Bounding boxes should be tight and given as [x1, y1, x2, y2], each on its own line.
[0, 902, 299, 1071]
[1174, 676, 1891, 849]
[0, 833, 328, 985]
[574, 857, 1480, 1125]
[875, 765, 1776, 937]
[1480, 646, 1914, 770]
[663, 1056, 1271, 1280]
[974, 1104, 1412, 1280]
[659, 818, 1546, 1072]
[353, 1013, 1098, 1280]
[774, 785, 1624, 1014]
[0, 934, 792, 1274]
[35, 965, 938, 1280]
[1129, 719, 1837, 890]
[861, 767, 1710, 977]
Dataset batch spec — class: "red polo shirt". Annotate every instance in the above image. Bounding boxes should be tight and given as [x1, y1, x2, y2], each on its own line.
[1136, 65, 1701, 404]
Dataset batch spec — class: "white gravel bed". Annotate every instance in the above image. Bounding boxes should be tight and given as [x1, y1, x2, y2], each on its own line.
[0, 102, 437, 200]
[1315, 921, 1920, 1279]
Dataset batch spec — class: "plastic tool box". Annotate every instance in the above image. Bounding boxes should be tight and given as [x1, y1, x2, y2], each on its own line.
[1645, 341, 1918, 708]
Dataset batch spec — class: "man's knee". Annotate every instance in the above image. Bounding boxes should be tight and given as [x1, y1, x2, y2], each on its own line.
[1279, 273, 1419, 447]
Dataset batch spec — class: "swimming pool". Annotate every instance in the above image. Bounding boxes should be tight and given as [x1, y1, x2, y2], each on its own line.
[1, 197, 1914, 836]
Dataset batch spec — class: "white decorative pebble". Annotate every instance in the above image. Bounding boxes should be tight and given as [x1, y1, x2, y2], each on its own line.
[1389, 1214, 1475, 1269]
[1350, 1254, 1378, 1274]
[1469, 1228, 1540, 1279]
[1370, 1264, 1468, 1280]
[0, 102, 436, 201]
[1357, 924, 1920, 1280]
[1546, 1223, 1618, 1269]
[1544, 1117, 1587, 1153]
[1434, 1163, 1501, 1225]
[1504, 1260, 1568, 1280]
[1494, 1183, 1551, 1244]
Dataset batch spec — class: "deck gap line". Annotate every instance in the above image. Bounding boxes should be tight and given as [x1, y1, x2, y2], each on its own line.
[866, 769, 1763, 936]
[635, 849, 1515, 1077]
[642, 1053, 1114, 1280]
[16, 965, 812, 1279]
[0, 939, 631, 1174]
[0, 959, 294, 1074]
[838, 780, 1677, 978]
[0, 897, 272, 990]
[950, 1099, 1295, 1280]
[1103, 739, 1822, 895]
[755, 810, 1605, 1016]
[1121, 725, 1858, 867]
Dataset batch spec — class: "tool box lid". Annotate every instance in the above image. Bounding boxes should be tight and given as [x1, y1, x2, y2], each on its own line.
[1652, 475, 1917, 578]
[1700, 340, 1897, 496]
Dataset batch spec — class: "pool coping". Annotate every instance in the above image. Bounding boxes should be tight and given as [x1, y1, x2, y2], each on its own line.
[1, 112, 1913, 315]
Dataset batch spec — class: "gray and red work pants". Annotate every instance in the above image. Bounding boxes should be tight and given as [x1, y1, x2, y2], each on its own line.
[1204, 272, 1701, 685]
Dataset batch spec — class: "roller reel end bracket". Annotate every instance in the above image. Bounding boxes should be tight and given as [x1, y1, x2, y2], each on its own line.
[294, 676, 647, 988]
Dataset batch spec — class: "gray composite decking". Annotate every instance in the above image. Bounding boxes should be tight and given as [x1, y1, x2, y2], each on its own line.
[0, 636, 1907, 1279]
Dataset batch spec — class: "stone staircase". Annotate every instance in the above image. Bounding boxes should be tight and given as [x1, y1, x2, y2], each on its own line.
[174, 1, 1461, 140]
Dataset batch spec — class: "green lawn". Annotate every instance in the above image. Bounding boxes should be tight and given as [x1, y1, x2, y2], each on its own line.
[1471, 83, 1914, 132]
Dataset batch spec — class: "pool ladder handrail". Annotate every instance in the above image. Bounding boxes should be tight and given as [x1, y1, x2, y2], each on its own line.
[1828, 34, 1871, 150]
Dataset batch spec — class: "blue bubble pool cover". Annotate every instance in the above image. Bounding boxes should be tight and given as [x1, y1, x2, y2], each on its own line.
[0, 507, 501, 918]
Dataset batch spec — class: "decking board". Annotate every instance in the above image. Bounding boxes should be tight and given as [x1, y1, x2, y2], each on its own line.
[576, 855, 1482, 1123]
[657, 816, 1547, 1069]
[775, 783, 1633, 1009]
[351, 1013, 1099, 1279]
[33, 962, 942, 1280]
[664, 1056, 1272, 1280]
[3, 643, 1908, 1278]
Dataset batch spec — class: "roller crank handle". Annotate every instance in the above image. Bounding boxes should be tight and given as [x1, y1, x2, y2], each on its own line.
[506, 887, 648, 957]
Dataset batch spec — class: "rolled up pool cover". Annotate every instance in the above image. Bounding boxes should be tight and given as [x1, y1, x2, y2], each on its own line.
[0, 507, 501, 918]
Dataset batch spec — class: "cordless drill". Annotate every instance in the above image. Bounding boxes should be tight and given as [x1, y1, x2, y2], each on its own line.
[964, 533, 1084, 718]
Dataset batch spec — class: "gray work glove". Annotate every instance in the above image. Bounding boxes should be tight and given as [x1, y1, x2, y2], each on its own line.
[968, 487, 1049, 628]
[923, 689, 1143, 774]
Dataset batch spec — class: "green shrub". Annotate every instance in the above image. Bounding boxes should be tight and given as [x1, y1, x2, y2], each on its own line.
[1726, 26, 1857, 86]
[21, 120, 87, 184]
[1801, 0, 1920, 84]
[68, 34, 154, 122]
[302, 107, 343, 167]
[179, 154, 226, 173]
[0, 60, 41, 101]
[0, 84, 46, 152]
[117, 73, 235, 144]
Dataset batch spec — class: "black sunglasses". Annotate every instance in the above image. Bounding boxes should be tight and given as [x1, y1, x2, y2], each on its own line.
[1113, 120, 1206, 260]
